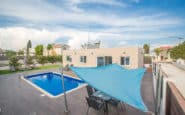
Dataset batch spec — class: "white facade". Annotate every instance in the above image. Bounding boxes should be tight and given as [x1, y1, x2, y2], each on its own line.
[63, 47, 144, 69]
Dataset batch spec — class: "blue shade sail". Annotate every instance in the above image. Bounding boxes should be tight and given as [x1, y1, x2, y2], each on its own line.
[70, 64, 148, 112]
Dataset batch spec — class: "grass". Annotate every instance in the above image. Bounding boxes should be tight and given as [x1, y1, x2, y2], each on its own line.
[0, 64, 61, 75]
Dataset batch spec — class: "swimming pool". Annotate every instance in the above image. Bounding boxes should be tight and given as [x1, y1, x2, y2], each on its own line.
[24, 72, 85, 98]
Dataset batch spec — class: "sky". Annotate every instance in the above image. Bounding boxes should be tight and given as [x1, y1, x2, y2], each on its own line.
[0, 0, 185, 50]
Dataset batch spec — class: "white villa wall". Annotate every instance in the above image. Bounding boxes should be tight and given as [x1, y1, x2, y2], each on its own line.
[63, 47, 144, 69]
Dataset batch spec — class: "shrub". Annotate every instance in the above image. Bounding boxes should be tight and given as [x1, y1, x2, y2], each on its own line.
[36, 56, 47, 65]
[9, 56, 20, 71]
[26, 56, 34, 65]
[55, 56, 62, 62]
[47, 56, 56, 64]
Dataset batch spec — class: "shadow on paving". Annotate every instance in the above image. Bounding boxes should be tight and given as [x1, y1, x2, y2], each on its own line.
[0, 70, 155, 115]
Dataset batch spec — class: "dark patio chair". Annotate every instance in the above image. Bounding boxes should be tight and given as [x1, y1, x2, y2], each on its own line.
[86, 85, 95, 97]
[86, 96, 106, 115]
[108, 98, 127, 114]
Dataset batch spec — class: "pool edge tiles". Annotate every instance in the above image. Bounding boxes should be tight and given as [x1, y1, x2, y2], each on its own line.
[21, 72, 86, 98]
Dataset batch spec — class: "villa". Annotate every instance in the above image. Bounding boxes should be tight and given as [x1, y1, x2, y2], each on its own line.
[25, 43, 70, 57]
[63, 47, 144, 69]
[153, 46, 173, 62]
[0, 0, 185, 114]
[43, 43, 70, 56]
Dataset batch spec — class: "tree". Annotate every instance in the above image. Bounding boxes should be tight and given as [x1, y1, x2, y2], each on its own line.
[143, 44, 150, 54]
[154, 48, 161, 59]
[18, 50, 24, 56]
[9, 56, 20, 71]
[35, 45, 43, 56]
[27, 40, 32, 56]
[170, 41, 185, 60]
[5, 50, 16, 58]
[47, 44, 53, 56]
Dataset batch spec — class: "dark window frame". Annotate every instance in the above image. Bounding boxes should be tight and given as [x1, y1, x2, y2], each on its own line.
[120, 56, 130, 65]
[97, 56, 112, 66]
[66, 55, 72, 62]
[80, 56, 87, 63]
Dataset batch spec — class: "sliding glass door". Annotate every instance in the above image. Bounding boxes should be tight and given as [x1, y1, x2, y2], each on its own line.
[97, 56, 112, 66]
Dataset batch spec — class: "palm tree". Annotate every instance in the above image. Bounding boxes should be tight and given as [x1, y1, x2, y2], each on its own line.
[154, 48, 161, 60]
[27, 40, 32, 56]
[47, 44, 53, 56]
[143, 44, 150, 54]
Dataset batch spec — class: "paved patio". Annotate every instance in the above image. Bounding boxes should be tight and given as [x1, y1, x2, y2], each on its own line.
[0, 69, 155, 115]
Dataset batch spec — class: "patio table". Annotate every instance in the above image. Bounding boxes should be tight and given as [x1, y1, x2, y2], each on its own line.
[92, 91, 111, 114]
[92, 91, 111, 101]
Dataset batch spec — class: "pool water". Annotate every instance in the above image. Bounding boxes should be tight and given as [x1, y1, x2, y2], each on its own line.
[26, 72, 84, 96]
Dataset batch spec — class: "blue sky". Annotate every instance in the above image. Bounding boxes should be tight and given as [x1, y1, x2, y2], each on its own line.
[0, 0, 185, 50]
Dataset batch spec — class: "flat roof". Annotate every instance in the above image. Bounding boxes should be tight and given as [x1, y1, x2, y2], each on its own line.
[160, 63, 185, 99]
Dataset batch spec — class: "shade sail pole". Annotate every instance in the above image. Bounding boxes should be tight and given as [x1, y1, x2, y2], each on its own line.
[60, 47, 69, 114]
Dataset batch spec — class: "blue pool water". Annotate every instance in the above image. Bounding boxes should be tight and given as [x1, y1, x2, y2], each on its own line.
[26, 72, 84, 96]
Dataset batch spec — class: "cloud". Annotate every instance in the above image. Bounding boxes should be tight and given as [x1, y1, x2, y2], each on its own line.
[0, 0, 184, 50]
[0, 25, 182, 50]
[0, 27, 61, 50]
[1, 0, 182, 29]
[69, 0, 126, 7]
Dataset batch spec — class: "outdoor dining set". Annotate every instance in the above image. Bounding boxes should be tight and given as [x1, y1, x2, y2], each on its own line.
[85, 85, 126, 115]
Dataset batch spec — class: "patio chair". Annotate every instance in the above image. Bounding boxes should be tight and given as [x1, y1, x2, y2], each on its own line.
[86, 85, 95, 97]
[86, 96, 106, 115]
[108, 98, 127, 114]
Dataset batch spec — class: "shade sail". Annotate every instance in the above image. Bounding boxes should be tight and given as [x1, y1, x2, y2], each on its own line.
[70, 64, 148, 112]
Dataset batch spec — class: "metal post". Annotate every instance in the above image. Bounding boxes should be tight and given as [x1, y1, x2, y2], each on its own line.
[60, 67, 69, 114]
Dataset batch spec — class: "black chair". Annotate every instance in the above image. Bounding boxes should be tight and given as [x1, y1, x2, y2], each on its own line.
[86, 96, 106, 115]
[108, 98, 120, 107]
[86, 85, 95, 97]
[108, 98, 127, 114]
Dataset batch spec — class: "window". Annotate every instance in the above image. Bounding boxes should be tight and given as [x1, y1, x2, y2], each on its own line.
[66, 55, 72, 62]
[97, 57, 104, 66]
[105, 56, 112, 65]
[120, 56, 130, 65]
[125, 57, 130, 65]
[97, 56, 112, 66]
[120, 57, 125, 65]
[80, 56, 86, 63]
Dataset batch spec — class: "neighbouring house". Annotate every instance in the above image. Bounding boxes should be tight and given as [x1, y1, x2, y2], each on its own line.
[25, 43, 70, 56]
[153, 46, 173, 62]
[0, 48, 5, 56]
[44, 43, 70, 56]
[63, 47, 144, 69]
[152, 62, 185, 115]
